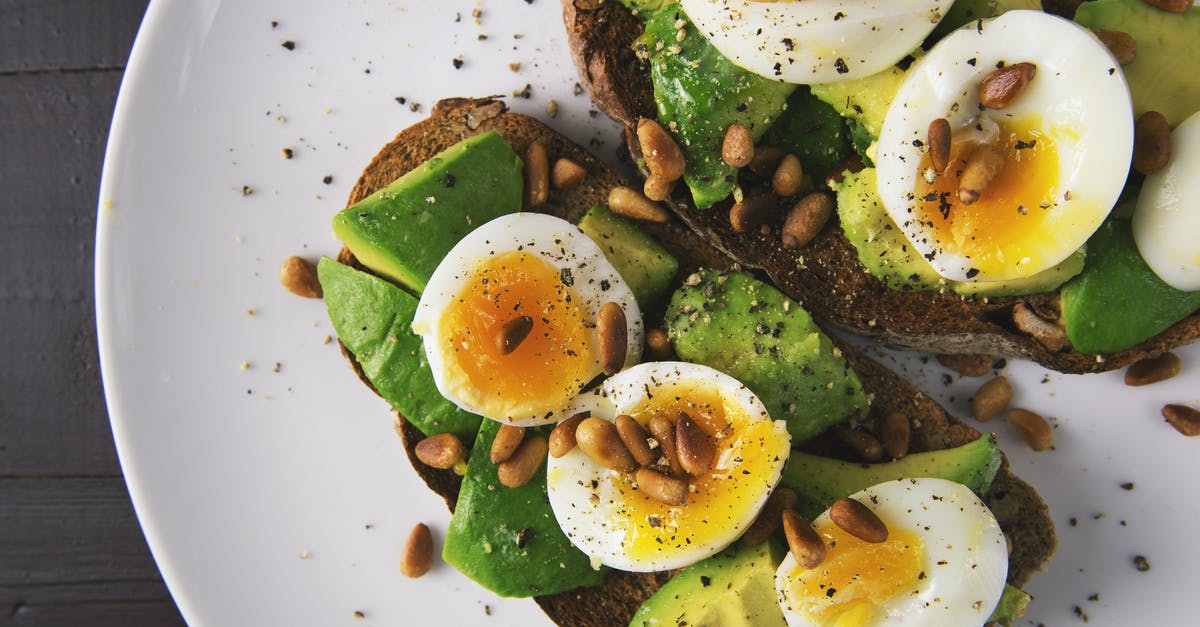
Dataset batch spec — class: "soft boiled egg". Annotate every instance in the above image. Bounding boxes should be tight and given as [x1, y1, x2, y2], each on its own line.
[776, 478, 1008, 627]
[679, 0, 954, 84]
[411, 213, 642, 426]
[546, 361, 790, 571]
[1134, 109, 1200, 292]
[875, 10, 1134, 282]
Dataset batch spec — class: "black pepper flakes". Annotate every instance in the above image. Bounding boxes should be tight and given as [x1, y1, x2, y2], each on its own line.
[834, 58, 849, 74]
[281, 40, 296, 51]
[1134, 555, 1151, 572]
[452, 56, 464, 69]
[322, 175, 333, 185]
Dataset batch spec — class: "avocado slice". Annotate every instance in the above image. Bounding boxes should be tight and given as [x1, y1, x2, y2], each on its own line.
[316, 258, 481, 439]
[578, 204, 679, 311]
[630, 540, 787, 627]
[780, 434, 1003, 519]
[443, 419, 606, 598]
[760, 87, 853, 182]
[989, 584, 1033, 626]
[332, 131, 523, 293]
[666, 269, 868, 442]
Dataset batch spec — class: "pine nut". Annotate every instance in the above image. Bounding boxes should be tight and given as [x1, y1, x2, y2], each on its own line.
[497, 435, 548, 488]
[1125, 352, 1181, 386]
[772, 154, 804, 197]
[648, 414, 685, 475]
[414, 433, 466, 469]
[928, 118, 951, 172]
[645, 328, 673, 360]
[1092, 29, 1137, 65]
[597, 302, 628, 376]
[722, 123, 754, 168]
[495, 315, 533, 355]
[729, 193, 777, 234]
[638, 118, 686, 181]
[972, 376, 1013, 422]
[576, 417, 638, 472]
[937, 353, 992, 377]
[833, 425, 884, 463]
[490, 424, 526, 464]
[1140, 0, 1192, 13]
[400, 523, 434, 578]
[1008, 408, 1054, 451]
[782, 509, 827, 569]
[608, 186, 670, 223]
[1012, 302, 1070, 351]
[635, 467, 689, 506]
[643, 173, 675, 201]
[957, 144, 1004, 205]
[880, 412, 910, 460]
[616, 414, 656, 467]
[523, 140, 549, 209]
[742, 487, 799, 546]
[1133, 111, 1171, 175]
[830, 498, 888, 543]
[675, 412, 716, 475]
[978, 62, 1037, 110]
[551, 158, 587, 189]
[1162, 404, 1200, 437]
[747, 145, 784, 178]
[782, 192, 833, 249]
[549, 411, 589, 458]
[279, 256, 322, 298]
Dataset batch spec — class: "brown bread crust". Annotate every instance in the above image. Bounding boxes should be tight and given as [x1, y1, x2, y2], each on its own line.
[560, 0, 1200, 374]
[335, 97, 1054, 626]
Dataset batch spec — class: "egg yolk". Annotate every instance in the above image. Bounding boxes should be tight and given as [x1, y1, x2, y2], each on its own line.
[913, 116, 1061, 277]
[612, 382, 789, 562]
[438, 250, 596, 421]
[784, 521, 925, 626]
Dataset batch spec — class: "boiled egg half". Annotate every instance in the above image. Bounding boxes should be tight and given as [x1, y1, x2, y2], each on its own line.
[412, 213, 642, 426]
[1134, 109, 1200, 292]
[875, 10, 1134, 282]
[776, 478, 1008, 627]
[547, 361, 791, 571]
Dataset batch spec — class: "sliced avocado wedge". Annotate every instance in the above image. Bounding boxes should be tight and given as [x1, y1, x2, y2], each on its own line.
[989, 584, 1033, 626]
[578, 204, 679, 311]
[317, 258, 481, 439]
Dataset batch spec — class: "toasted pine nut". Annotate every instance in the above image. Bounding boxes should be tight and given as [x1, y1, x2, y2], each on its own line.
[635, 467, 689, 506]
[936, 353, 992, 377]
[782, 509, 827, 569]
[638, 118, 686, 181]
[648, 414, 685, 475]
[928, 118, 951, 172]
[722, 123, 754, 168]
[957, 144, 1004, 205]
[972, 376, 1013, 422]
[523, 140, 549, 208]
[643, 173, 676, 201]
[400, 523, 434, 578]
[551, 158, 587, 189]
[782, 192, 833, 249]
[729, 193, 777, 234]
[576, 417, 638, 472]
[880, 412, 911, 460]
[549, 411, 589, 458]
[1140, 0, 1192, 13]
[1133, 111, 1171, 175]
[978, 62, 1037, 110]
[495, 315, 533, 355]
[608, 186, 670, 223]
[1008, 408, 1054, 451]
[747, 145, 785, 178]
[742, 488, 799, 546]
[645, 328, 673, 360]
[675, 413, 716, 475]
[414, 433, 466, 469]
[833, 425, 884, 463]
[490, 424, 526, 464]
[1162, 404, 1200, 436]
[772, 154, 804, 196]
[597, 302, 628, 376]
[1092, 29, 1137, 65]
[830, 498, 888, 543]
[1012, 303, 1070, 351]
[279, 256, 322, 298]
[497, 435, 548, 488]
[616, 415, 656, 467]
[1125, 352, 1182, 386]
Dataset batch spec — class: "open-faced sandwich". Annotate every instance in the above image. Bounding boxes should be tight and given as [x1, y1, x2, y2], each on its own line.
[312, 97, 1055, 626]
[562, 0, 1200, 374]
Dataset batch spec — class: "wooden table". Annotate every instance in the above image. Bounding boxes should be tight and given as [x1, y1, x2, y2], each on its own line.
[1, 1, 185, 624]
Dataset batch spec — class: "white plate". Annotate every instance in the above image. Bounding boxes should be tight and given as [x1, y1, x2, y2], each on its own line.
[96, 1, 1200, 625]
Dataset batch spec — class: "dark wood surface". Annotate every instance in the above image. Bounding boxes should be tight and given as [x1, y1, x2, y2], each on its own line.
[1, 0, 186, 624]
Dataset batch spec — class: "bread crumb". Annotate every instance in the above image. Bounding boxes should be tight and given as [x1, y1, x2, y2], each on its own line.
[509, 62, 521, 72]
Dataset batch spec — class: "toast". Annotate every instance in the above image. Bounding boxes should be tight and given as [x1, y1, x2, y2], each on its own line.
[333, 97, 1055, 626]
[560, 0, 1200, 374]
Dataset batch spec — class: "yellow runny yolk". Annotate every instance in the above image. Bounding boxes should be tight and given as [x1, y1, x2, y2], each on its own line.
[913, 116, 1061, 277]
[438, 250, 595, 421]
[785, 521, 925, 626]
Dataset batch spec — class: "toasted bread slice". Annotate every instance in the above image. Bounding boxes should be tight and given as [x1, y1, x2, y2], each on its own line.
[561, 0, 1200, 374]
[334, 97, 1054, 626]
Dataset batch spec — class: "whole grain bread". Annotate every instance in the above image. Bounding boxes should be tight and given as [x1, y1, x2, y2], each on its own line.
[561, 0, 1200, 374]
[335, 97, 1054, 626]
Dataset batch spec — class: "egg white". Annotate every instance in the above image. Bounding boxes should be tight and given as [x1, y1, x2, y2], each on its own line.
[1134, 109, 1200, 292]
[546, 361, 790, 572]
[875, 10, 1133, 281]
[411, 213, 643, 426]
[775, 478, 1009, 627]
[679, 0, 954, 84]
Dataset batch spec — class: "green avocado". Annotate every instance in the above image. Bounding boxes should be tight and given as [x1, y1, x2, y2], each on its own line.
[780, 434, 1003, 519]
[316, 258, 481, 439]
[930, 0, 1043, 42]
[1075, 0, 1200, 127]
[640, 7, 795, 208]
[443, 419, 606, 597]
[760, 87, 853, 182]
[630, 540, 787, 627]
[835, 168, 1085, 296]
[989, 584, 1033, 626]
[578, 204, 679, 311]
[332, 131, 523, 294]
[666, 269, 868, 443]
[1061, 218, 1200, 354]
[811, 66, 907, 144]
